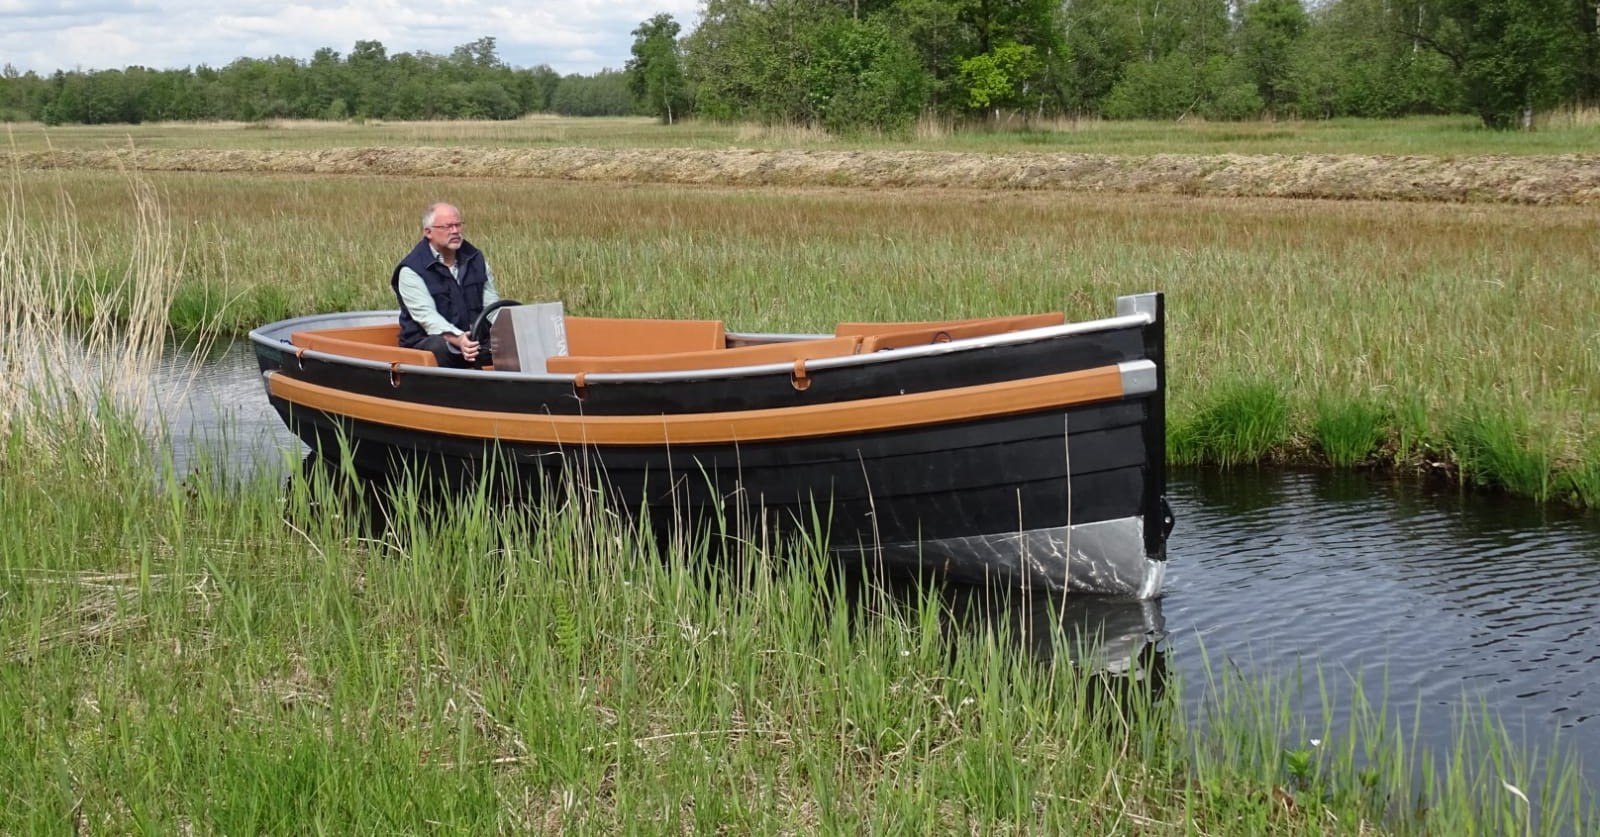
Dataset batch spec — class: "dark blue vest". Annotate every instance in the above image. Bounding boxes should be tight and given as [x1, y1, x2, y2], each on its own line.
[391, 239, 489, 347]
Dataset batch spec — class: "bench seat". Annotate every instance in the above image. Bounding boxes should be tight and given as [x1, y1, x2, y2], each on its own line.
[290, 323, 438, 366]
[564, 317, 726, 357]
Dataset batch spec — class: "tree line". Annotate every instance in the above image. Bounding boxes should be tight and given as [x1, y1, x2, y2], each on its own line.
[636, 0, 1599, 130]
[0, 37, 632, 125]
[5, 0, 1598, 132]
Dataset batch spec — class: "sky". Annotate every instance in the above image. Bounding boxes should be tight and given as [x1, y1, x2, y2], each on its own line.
[0, 0, 704, 77]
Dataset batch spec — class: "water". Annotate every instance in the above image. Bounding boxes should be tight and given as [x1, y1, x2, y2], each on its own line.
[1167, 467, 1600, 786]
[157, 339, 297, 477]
[171, 341, 1600, 789]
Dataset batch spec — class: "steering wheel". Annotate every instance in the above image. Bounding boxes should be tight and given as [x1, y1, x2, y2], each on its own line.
[469, 299, 523, 347]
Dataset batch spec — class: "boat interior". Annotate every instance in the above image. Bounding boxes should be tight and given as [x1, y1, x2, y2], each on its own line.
[287, 312, 1068, 373]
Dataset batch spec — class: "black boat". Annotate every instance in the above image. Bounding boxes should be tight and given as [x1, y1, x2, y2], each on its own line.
[250, 292, 1173, 598]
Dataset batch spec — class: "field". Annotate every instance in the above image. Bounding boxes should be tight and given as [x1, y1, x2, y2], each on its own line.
[2, 117, 1598, 833]
[7, 116, 1600, 502]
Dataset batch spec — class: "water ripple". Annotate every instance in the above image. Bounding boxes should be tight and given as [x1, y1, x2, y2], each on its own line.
[1167, 467, 1600, 789]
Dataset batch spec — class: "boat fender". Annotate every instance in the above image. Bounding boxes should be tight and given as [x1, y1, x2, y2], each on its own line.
[791, 359, 812, 392]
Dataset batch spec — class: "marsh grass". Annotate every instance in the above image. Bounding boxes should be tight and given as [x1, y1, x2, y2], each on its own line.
[1313, 397, 1390, 468]
[1170, 380, 1293, 468]
[1556, 437, 1600, 508]
[1181, 644, 1595, 836]
[1, 164, 184, 472]
[1445, 409, 1556, 503]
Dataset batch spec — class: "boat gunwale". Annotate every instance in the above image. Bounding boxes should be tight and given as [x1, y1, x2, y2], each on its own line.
[249, 309, 1157, 384]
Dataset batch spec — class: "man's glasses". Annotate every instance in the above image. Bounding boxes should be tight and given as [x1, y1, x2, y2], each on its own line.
[429, 222, 463, 231]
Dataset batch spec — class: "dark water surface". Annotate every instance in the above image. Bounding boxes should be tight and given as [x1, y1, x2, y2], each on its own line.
[1168, 468, 1598, 787]
[172, 341, 1600, 789]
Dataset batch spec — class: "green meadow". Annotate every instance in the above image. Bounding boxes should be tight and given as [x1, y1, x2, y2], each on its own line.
[2, 118, 1597, 832]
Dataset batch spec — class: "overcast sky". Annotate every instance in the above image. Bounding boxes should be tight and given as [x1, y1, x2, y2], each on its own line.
[0, 1, 704, 76]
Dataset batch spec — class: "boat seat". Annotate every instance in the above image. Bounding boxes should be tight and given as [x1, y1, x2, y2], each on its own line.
[856, 312, 1066, 352]
[290, 323, 439, 367]
[564, 317, 726, 357]
[546, 336, 863, 374]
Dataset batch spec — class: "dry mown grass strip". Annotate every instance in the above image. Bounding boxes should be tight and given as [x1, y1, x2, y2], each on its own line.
[8, 147, 1600, 205]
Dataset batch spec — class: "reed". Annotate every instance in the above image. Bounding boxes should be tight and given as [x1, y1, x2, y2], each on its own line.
[1444, 408, 1556, 503]
[1313, 397, 1390, 469]
[1169, 380, 1293, 469]
[1556, 437, 1600, 508]
[1179, 643, 1595, 836]
[0, 165, 183, 476]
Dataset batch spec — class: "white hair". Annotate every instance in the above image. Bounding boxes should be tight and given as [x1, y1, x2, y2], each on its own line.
[421, 202, 462, 230]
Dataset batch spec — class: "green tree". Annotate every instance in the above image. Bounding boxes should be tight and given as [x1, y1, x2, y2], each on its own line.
[883, 0, 967, 109]
[804, 15, 928, 132]
[1237, 0, 1309, 114]
[1401, 0, 1582, 127]
[520, 65, 562, 112]
[347, 39, 392, 117]
[550, 70, 636, 116]
[686, 0, 844, 124]
[958, 41, 1041, 112]
[627, 13, 691, 123]
[1060, 0, 1145, 112]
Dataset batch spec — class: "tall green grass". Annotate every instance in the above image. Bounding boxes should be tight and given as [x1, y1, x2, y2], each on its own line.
[4, 400, 1595, 833]
[1170, 380, 1292, 468]
[1445, 409, 1557, 503]
[1313, 397, 1389, 468]
[1181, 645, 1595, 836]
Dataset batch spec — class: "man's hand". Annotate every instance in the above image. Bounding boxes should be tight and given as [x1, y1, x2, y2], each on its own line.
[448, 331, 481, 363]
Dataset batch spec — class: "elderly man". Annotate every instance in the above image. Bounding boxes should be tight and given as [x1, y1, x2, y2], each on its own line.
[392, 201, 501, 368]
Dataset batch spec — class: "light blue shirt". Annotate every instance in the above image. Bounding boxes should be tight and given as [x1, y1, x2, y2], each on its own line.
[395, 245, 500, 338]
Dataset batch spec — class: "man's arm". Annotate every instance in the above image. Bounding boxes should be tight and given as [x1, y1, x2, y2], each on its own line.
[396, 266, 463, 336]
[482, 261, 501, 309]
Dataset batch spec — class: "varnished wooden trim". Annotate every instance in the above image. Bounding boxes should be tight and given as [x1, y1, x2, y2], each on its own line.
[267, 363, 1131, 446]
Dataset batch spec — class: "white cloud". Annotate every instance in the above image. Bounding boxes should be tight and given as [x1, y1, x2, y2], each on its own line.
[0, 0, 703, 75]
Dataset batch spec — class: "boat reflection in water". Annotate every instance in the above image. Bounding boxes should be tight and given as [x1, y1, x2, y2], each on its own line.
[852, 567, 1171, 702]
[933, 582, 1162, 676]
